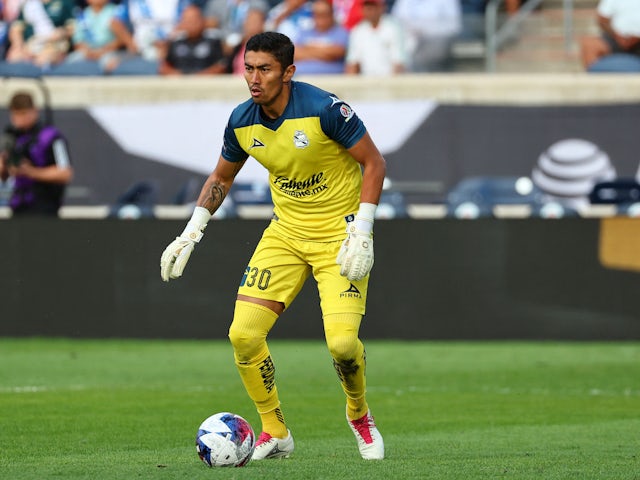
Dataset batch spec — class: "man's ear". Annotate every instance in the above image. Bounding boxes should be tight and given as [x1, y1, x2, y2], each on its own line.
[283, 64, 296, 82]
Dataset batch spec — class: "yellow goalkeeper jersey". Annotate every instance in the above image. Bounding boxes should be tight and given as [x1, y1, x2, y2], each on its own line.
[221, 80, 367, 242]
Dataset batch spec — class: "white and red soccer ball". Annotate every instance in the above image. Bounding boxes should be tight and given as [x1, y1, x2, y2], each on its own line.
[196, 412, 256, 467]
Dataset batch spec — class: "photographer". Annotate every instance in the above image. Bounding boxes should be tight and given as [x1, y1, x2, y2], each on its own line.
[0, 92, 73, 217]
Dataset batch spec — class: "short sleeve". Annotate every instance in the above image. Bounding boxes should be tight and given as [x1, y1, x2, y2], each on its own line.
[221, 121, 249, 163]
[319, 96, 366, 149]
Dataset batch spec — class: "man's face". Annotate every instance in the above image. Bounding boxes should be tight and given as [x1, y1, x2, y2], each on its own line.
[362, 2, 384, 23]
[87, 0, 110, 7]
[10, 108, 39, 131]
[312, 1, 334, 32]
[244, 50, 293, 109]
[243, 9, 265, 38]
[180, 6, 205, 38]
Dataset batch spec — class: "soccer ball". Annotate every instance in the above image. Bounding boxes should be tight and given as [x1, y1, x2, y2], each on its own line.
[196, 412, 256, 467]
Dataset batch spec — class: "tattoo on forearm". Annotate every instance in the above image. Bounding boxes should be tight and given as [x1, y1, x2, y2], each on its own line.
[202, 182, 226, 212]
[200, 160, 246, 212]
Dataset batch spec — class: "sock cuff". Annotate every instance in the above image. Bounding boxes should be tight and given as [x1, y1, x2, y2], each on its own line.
[323, 312, 362, 328]
[235, 300, 280, 320]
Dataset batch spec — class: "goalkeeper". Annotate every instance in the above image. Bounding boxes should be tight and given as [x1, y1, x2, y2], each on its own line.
[161, 32, 386, 461]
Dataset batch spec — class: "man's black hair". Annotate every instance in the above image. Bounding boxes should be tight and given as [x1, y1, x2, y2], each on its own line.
[8, 92, 35, 111]
[245, 32, 295, 70]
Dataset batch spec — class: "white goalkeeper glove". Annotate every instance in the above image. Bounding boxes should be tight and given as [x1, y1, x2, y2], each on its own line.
[160, 206, 211, 282]
[336, 203, 376, 282]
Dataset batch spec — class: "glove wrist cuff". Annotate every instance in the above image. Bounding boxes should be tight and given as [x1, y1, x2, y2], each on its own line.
[354, 202, 376, 234]
[181, 206, 211, 243]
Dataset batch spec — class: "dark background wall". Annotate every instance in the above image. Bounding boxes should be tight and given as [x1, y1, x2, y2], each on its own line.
[3, 103, 640, 206]
[1, 218, 639, 340]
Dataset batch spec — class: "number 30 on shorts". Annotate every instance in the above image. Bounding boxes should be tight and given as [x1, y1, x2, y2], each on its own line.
[239, 266, 272, 290]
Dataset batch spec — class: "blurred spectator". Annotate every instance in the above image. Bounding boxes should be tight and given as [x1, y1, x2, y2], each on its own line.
[2, 1, 27, 58]
[159, 4, 227, 75]
[1, 0, 25, 22]
[1, 6, 7, 59]
[0, 91, 73, 216]
[75, 0, 123, 6]
[345, 0, 407, 75]
[228, 6, 264, 74]
[505, 0, 520, 15]
[586, 53, 640, 73]
[265, 0, 313, 44]
[391, 0, 461, 72]
[580, 0, 640, 73]
[201, 0, 268, 48]
[50, 0, 121, 75]
[108, 0, 190, 75]
[294, 0, 348, 75]
[0, 0, 76, 76]
[332, 0, 362, 30]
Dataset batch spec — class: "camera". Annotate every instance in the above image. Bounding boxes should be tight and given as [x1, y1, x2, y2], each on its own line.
[0, 127, 25, 167]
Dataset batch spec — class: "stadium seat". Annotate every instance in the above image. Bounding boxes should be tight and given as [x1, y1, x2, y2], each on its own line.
[589, 179, 640, 205]
[229, 182, 272, 205]
[109, 180, 158, 219]
[172, 177, 201, 205]
[530, 201, 579, 219]
[445, 176, 544, 218]
[376, 191, 408, 219]
[589, 179, 640, 217]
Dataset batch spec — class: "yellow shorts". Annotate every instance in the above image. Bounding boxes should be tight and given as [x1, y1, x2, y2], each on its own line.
[237, 226, 368, 316]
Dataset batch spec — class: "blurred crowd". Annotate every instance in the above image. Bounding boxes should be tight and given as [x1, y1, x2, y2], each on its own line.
[0, 0, 638, 78]
[0, 0, 522, 78]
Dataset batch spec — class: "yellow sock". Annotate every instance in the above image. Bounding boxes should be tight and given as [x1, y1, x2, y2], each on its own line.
[259, 406, 287, 438]
[228, 300, 288, 438]
[323, 313, 369, 421]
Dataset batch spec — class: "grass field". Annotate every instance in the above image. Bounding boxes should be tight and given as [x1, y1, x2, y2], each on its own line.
[1, 338, 639, 479]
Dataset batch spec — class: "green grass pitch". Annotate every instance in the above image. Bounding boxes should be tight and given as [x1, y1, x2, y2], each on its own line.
[1, 338, 639, 479]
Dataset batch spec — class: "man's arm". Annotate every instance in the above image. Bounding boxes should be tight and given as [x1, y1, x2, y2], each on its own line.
[110, 18, 138, 53]
[8, 163, 73, 184]
[597, 14, 615, 39]
[335, 132, 387, 281]
[0, 153, 8, 182]
[344, 62, 360, 74]
[596, 13, 638, 50]
[196, 155, 246, 214]
[194, 61, 229, 75]
[347, 131, 387, 205]
[295, 43, 346, 62]
[160, 155, 246, 282]
[8, 137, 73, 184]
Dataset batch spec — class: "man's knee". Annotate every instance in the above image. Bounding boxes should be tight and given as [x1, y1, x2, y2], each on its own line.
[228, 326, 265, 362]
[228, 300, 279, 362]
[326, 333, 360, 361]
[324, 313, 363, 361]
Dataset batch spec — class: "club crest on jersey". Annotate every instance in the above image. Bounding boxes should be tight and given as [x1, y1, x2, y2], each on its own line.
[293, 130, 309, 149]
[340, 104, 354, 122]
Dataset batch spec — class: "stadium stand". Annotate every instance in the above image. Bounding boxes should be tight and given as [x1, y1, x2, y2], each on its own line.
[0, 0, 603, 75]
[478, 0, 600, 73]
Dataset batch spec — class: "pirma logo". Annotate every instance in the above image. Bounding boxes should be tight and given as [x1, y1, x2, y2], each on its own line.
[340, 283, 362, 299]
[249, 138, 265, 149]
